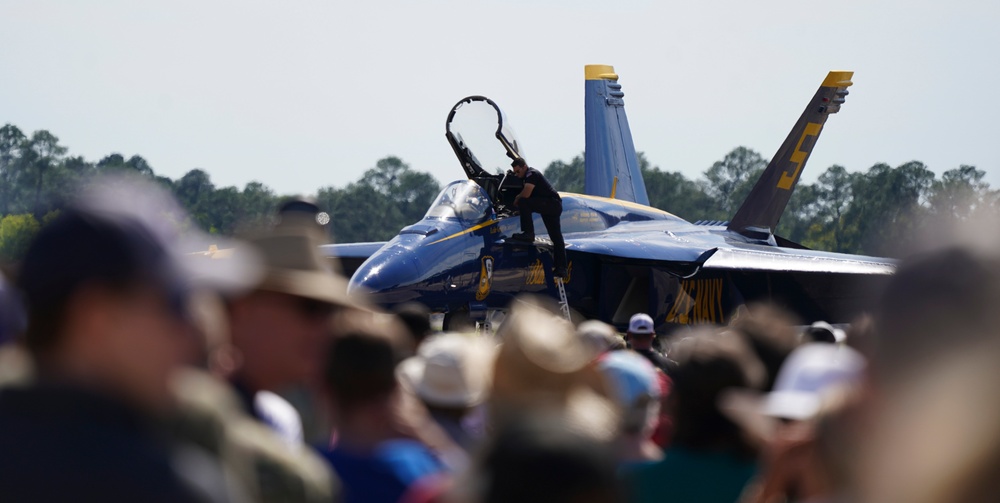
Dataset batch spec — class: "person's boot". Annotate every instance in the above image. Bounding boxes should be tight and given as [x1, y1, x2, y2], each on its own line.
[510, 232, 534, 242]
[553, 266, 568, 279]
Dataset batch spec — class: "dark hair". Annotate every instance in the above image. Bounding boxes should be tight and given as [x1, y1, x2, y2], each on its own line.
[511, 158, 527, 168]
[668, 331, 761, 459]
[16, 209, 179, 355]
[730, 303, 800, 392]
[392, 302, 432, 347]
[478, 415, 622, 503]
[323, 332, 400, 412]
[875, 247, 1000, 383]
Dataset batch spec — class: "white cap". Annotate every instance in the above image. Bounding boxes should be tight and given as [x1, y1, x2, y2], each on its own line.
[628, 313, 655, 335]
[398, 333, 496, 408]
[762, 343, 865, 420]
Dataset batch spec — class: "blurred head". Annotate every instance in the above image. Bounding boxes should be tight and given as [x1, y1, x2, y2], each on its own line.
[597, 351, 661, 435]
[493, 297, 592, 404]
[668, 330, 764, 458]
[626, 313, 656, 350]
[729, 303, 801, 391]
[853, 247, 1000, 502]
[577, 320, 618, 359]
[323, 329, 401, 421]
[393, 302, 433, 350]
[15, 180, 229, 411]
[873, 247, 1000, 386]
[398, 332, 495, 410]
[228, 222, 358, 391]
[492, 297, 618, 440]
[469, 416, 623, 503]
[761, 343, 865, 421]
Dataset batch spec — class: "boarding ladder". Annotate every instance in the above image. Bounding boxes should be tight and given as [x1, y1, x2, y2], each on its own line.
[554, 276, 571, 321]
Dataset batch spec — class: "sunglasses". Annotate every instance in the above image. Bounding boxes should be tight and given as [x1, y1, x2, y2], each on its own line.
[292, 296, 337, 319]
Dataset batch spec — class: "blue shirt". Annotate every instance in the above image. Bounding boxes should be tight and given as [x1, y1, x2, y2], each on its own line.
[321, 439, 446, 503]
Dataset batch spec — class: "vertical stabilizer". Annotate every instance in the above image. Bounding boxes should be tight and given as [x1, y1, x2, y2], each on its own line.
[728, 71, 853, 236]
[584, 65, 650, 205]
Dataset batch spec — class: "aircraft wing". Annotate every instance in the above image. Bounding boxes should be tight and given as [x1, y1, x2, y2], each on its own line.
[566, 224, 710, 264]
[320, 242, 387, 277]
[564, 223, 894, 276]
[699, 245, 894, 275]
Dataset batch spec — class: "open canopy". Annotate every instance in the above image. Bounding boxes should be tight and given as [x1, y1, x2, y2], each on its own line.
[445, 96, 524, 180]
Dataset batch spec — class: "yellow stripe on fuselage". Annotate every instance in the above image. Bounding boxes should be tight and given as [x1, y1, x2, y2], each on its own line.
[428, 219, 500, 245]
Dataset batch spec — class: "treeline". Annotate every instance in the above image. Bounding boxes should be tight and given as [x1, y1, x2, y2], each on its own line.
[0, 124, 441, 261]
[1, 122, 997, 262]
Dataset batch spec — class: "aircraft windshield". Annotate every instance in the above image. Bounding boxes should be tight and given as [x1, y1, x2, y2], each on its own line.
[424, 181, 493, 222]
[448, 98, 525, 175]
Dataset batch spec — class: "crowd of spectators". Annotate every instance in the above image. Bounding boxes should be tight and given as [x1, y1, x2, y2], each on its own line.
[1, 177, 999, 503]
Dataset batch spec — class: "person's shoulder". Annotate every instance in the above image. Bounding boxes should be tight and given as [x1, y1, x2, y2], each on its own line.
[374, 439, 446, 483]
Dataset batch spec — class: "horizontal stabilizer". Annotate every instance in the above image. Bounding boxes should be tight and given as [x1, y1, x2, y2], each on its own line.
[701, 246, 894, 275]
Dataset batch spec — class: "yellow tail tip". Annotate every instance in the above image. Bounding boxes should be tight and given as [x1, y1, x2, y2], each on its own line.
[585, 64, 619, 81]
[822, 71, 854, 87]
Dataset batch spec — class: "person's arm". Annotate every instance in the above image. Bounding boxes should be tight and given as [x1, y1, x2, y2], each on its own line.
[514, 183, 535, 206]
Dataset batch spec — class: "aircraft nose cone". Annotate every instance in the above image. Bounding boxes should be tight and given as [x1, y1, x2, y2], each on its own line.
[348, 252, 423, 306]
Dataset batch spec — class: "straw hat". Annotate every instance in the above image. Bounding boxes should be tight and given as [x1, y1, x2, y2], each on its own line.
[491, 296, 618, 440]
[238, 224, 357, 307]
[397, 333, 496, 408]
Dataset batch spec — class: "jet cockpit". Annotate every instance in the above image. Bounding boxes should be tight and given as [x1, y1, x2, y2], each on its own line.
[445, 96, 525, 219]
[424, 180, 494, 224]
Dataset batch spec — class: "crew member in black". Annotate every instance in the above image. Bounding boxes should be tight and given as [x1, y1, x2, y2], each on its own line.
[510, 158, 567, 278]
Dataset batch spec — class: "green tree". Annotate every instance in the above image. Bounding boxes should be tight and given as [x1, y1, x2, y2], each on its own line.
[0, 124, 28, 215]
[325, 157, 441, 243]
[0, 213, 41, 262]
[928, 165, 990, 221]
[24, 130, 68, 217]
[843, 161, 935, 256]
[700, 146, 768, 216]
[239, 181, 278, 230]
[796, 165, 857, 251]
[173, 169, 216, 229]
[543, 154, 585, 193]
[640, 154, 720, 221]
[329, 182, 392, 242]
[776, 182, 820, 245]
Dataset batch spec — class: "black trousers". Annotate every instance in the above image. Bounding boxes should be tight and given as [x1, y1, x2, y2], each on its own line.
[519, 197, 566, 270]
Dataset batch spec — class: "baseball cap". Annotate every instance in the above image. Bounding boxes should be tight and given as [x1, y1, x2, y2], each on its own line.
[803, 320, 845, 344]
[597, 351, 661, 408]
[627, 313, 655, 335]
[761, 343, 865, 420]
[16, 177, 261, 347]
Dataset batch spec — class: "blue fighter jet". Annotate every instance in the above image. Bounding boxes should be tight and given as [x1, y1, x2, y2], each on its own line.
[324, 66, 894, 332]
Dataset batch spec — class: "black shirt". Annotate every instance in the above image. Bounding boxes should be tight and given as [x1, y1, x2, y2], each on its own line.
[0, 383, 202, 503]
[524, 168, 560, 200]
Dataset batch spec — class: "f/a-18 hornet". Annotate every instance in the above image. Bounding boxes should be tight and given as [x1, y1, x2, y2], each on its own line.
[326, 65, 893, 332]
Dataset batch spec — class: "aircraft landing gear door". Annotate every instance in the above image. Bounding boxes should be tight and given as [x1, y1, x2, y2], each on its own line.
[445, 95, 526, 217]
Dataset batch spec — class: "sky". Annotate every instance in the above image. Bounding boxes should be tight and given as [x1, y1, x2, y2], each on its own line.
[2, 0, 998, 196]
